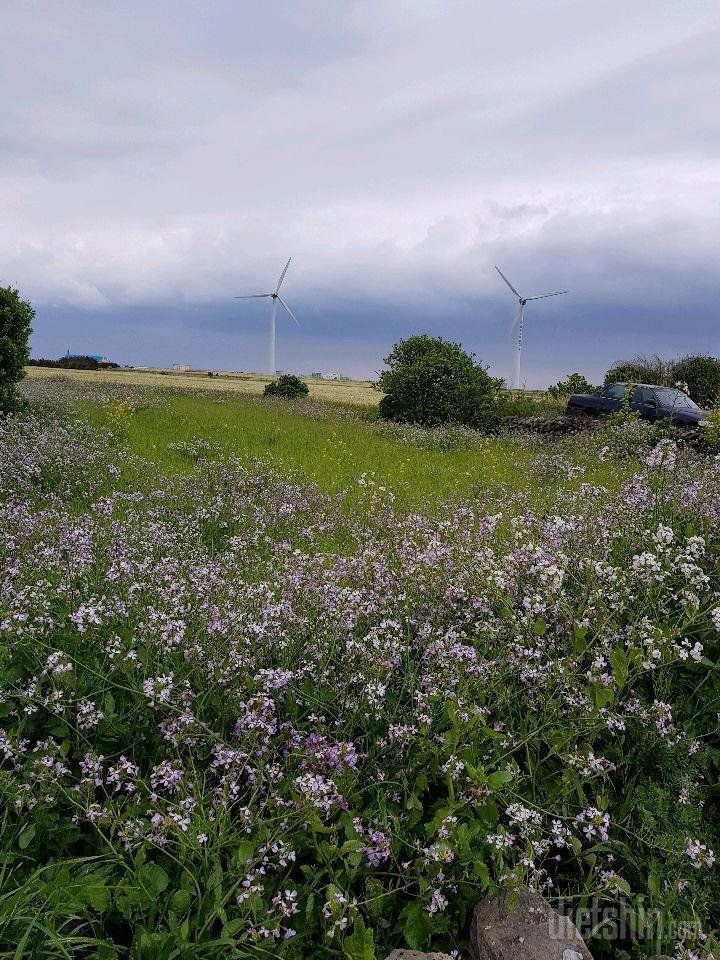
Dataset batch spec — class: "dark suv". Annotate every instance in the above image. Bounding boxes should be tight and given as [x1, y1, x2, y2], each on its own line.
[566, 383, 708, 426]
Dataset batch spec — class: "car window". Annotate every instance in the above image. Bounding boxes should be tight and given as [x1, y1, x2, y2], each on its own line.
[602, 384, 627, 400]
[632, 387, 652, 403]
[654, 388, 699, 410]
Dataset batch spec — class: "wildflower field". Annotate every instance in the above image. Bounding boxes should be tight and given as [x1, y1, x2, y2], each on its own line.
[1, 376, 718, 959]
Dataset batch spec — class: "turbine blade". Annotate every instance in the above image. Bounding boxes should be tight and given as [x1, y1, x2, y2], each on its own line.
[495, 265, 522, 298]
[277, 295, 300, 326]
[234, 294, 272, 299]
[525, 291, 568, 301]
[275, 257, 292, 293]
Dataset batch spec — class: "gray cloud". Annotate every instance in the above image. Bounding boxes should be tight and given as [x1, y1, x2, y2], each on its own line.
[2, 0, 719, 384]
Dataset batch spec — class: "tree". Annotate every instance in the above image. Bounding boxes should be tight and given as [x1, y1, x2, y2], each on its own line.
[264, 374, 309, 399]
[0, 286, 33, 413]
[547, 372, 597, 399]
[669, 355, 720, 408]
[377, 334, 505, 431]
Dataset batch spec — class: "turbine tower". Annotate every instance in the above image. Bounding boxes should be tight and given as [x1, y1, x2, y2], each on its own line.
[495, 266, 567, 389]
[235, 258, 299, 374]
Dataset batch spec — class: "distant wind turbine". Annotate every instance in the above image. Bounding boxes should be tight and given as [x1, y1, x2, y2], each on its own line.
[495, 266, 567, 389]
[235, 258, 299, 374]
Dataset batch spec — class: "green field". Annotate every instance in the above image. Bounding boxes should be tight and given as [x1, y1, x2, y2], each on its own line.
[74, 390, 629, 510]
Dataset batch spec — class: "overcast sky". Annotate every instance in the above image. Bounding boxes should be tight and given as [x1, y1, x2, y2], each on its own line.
[3, 1, 720, 385]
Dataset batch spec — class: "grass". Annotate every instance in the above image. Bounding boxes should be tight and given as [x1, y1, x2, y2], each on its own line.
[77, 391, 632, 509]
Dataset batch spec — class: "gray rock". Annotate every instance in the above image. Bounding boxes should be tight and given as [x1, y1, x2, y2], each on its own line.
[469, 888, 593, 960]
[385, 951, 454, 960]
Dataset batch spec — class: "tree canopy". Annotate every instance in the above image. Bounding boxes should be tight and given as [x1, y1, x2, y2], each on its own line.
[377, 334, 504, 431]
[0, 286, 34, 413]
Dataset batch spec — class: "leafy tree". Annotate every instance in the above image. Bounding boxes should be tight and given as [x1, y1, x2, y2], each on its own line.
[377, 334, 505, 431]
[0, 286, 34, 413]
[669, 354, 720, 408]
[264, 374, 309, 399]
[547, 372, 597, 399]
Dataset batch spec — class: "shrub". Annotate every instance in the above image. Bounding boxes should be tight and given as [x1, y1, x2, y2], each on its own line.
[669, 355, 720, 408]
[0, 286, 33, 413]
[605, 354, 668, 386]
[57, 355, 100, 370]
[547, 372, 597, 399]
[264, 374, 309, 399]
[28, 356, 117, 371]
[377, 334, 505, 431]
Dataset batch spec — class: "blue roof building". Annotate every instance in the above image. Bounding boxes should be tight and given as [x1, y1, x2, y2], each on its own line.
[64, 350, 107, 363]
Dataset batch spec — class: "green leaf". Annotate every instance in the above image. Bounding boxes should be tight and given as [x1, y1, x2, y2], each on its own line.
[88, 886, 111, 913]
[592, 685, 615, 708]
[533, 618, 547, 636]
[573, 626, 588, 652]
[171, 889, 191, 914]
[401, 901, 432, 951]
[140, 862, 169, 894]
[305, 892, 315, 921]
[18, 825, 35, 850]
[221, 918, 246, 939]
[234, 839, 254, 865]
[343, 916, 375, 960]
[487, 770, 513, 790]
[472, 858, 491, 887]
[96, 946, 118, 960]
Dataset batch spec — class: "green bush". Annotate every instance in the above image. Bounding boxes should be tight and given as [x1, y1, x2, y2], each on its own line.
[669, 355, 720, 408]
[0, 286, 33, 413]
[605, 354, 668, 386]
[377, 334, 505, 431]
[264, 374, 310, 399]
[57, 355, 100, 370]
[547, 372, 597, 399]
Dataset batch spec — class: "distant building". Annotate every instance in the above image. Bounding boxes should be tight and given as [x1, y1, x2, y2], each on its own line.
[309, 372, 323, 378]
[64, 350, 108, 363]
[320, 372, 350, 381]
[172, 363, 191, 372]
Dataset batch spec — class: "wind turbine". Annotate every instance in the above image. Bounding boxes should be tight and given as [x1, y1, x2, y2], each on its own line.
[235, 258, 299, 375]
[495, 266, 567, 390]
